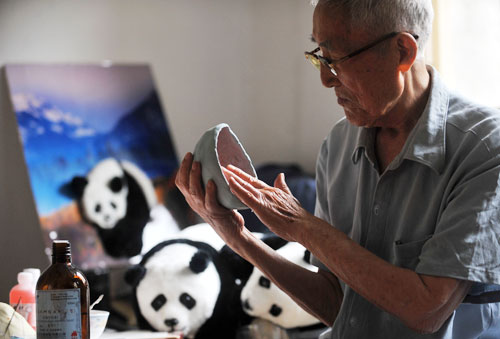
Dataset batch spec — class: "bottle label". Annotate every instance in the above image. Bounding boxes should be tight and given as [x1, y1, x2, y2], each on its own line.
[36, 289, 82, 339]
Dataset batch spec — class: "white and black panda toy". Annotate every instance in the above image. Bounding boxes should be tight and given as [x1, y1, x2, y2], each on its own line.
[125, 237, 252, 339]
[240, 240, 323, 331]
[64, 157, 179, 258]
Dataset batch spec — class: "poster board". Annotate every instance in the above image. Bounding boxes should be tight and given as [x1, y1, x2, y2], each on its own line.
[5, 63, 183, 269]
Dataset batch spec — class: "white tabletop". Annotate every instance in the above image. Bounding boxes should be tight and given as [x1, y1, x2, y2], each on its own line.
[100, 330, 182, 339]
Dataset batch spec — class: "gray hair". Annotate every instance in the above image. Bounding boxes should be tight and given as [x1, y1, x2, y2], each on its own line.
[311, 0, 434, 56]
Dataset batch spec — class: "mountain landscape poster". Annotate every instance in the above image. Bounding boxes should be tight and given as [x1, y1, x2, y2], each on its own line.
[5, 63, 182, 268]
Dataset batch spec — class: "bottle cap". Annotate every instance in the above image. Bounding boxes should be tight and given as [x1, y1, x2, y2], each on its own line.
[52, 240, 71, 256]
[17, 272, 33, 286]
[23, 268, 41, 284]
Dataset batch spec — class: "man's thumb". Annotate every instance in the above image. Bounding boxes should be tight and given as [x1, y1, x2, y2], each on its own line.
[274, 173, 292, 194]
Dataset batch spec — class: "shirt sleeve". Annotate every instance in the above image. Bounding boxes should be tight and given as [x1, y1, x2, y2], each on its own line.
[310, 139, 331, 271]
[314, 139, 330, 222]
[416, 153, 500, 286]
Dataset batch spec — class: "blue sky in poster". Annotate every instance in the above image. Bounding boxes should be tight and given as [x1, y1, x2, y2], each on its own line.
[7, 64, 155, 133]
[6, 64, 178, 216]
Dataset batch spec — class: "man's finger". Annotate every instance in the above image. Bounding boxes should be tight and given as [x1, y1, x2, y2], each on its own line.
[205, 180, 224, 210]
[227, 174, 261, 208]
[222, 166, 236, 182]
[176, 152, 193, 190]
[226, 164, 267, 189]
[274, 173, 292, 195]
[188, 160, 203, 196]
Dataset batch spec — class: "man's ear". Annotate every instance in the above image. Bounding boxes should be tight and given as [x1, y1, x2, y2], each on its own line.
[396, 33, 418, 72]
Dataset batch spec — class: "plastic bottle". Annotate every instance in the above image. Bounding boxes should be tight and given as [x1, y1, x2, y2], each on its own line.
[9, 271, 36, 329]
[23, 267, 41, 329]
[23, 268, 41, 293]
[36, 240, 90, 339]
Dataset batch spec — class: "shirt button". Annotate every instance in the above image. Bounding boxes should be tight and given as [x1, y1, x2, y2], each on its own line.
[373, 204, 381, 216]
[349, 317, 357, 327]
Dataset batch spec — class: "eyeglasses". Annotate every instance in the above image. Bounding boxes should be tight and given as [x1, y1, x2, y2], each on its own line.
[304, 32, 418, 76]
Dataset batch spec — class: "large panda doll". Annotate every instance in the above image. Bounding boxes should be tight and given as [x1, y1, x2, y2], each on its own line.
[125, 237, 252, 339]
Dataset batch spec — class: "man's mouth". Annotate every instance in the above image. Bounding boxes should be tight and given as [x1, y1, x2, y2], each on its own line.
[337, 97, 349, 106]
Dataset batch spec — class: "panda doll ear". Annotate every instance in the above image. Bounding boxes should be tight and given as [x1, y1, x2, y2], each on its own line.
[124, 265, 147, 287]
[260, 233, 288, 250]
[189, 250, 211, 274]
[303, 249, 311, 264]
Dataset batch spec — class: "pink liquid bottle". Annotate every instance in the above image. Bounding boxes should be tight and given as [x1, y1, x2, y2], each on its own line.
[9, 271, 36, 329]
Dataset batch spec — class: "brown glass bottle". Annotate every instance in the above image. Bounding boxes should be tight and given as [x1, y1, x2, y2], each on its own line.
[36, 240, 90, 339]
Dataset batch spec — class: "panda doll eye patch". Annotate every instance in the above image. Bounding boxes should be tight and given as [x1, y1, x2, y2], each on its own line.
[108, 176, 124, 192]
[151, 294, 167, 311]
[259, 276, 271, 289]
[179, 293, 196, 310]
[269, 304, 283, 317]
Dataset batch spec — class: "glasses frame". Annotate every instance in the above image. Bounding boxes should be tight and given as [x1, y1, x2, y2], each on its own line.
[305, 31, 419, 76]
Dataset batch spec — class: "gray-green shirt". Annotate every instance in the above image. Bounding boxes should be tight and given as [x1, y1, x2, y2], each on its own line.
[313, 66, 500, 338]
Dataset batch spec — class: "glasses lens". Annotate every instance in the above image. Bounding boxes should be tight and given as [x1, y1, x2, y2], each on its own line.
[305, 53, 321, 70]
[305, 52, 337, 75]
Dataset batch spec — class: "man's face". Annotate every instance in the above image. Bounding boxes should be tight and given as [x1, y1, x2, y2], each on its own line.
[312, 3, 404, 128]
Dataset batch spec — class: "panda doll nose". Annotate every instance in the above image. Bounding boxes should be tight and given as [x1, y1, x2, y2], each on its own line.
[243, 298, 253, 311]
[164, 318, 178, 329]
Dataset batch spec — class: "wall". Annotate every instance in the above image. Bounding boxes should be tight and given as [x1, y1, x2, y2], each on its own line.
[0, 0, 342, 300]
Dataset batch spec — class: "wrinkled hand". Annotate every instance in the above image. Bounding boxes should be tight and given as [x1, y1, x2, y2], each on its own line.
[175, 152, 245, 244]
[223, 164, 311, 242]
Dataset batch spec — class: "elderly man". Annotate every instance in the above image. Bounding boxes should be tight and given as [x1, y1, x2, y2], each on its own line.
[176, 0, 500, 337]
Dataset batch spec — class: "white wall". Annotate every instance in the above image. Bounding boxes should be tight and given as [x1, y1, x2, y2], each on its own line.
[0, 0, 341, 172]
[0, 0, 343, 300]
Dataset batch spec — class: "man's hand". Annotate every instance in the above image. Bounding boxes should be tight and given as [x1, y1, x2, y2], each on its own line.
[175, 152, 245, 245]
[223, 164, 314, 242]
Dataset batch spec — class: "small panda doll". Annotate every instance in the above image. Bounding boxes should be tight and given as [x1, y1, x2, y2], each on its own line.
[125, 236, 252, 339]
[65, 157, 178, 258]
[240, 241, 323, 330]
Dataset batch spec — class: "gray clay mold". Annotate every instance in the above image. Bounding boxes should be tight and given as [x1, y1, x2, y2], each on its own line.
[193, 123, 257, 210]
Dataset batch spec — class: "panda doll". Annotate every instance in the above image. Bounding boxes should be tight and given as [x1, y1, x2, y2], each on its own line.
[64, 157, 179, 258]
[125, 236, 252, 339]
[240, 240, 327, 337]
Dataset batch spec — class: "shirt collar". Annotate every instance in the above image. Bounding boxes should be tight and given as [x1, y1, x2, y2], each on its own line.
[351, 65, 449, 174]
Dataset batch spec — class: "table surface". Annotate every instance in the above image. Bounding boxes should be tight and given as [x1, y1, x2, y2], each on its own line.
[100, 330, 182, 339]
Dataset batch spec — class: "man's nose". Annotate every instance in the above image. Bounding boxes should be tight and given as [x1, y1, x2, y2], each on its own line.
[320, 64, 340, 88]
